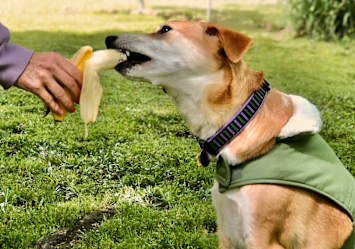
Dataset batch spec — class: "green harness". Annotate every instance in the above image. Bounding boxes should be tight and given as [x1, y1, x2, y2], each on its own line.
[215, 134, 355, 248]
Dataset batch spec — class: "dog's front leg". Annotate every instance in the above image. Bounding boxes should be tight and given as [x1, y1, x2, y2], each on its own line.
[215, 209, 232, 249]
[218, 235, 232, 249]
[211, 182, 249, 249]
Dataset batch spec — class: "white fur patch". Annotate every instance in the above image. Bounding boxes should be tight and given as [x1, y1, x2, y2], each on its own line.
[219, 94, 322, 165]
[220, 146, 243, 166]
[211, 182, 251, 248]
[278, 95, 323, 139]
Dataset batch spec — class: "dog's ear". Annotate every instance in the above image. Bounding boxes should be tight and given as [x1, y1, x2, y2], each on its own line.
[206, 25, 253, 63]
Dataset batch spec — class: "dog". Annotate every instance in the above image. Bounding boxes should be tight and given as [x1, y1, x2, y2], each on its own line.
[105, 21, 355, 249]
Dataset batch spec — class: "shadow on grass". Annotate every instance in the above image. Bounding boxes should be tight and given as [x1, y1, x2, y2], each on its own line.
[34, 207, 115, 249]
[11, 29, 145, 55]
[10, 3, 288, 55]
[150, 4, 288, 31]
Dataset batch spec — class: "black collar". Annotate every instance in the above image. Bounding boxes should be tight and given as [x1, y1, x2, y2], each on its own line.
[197, 80, 270, 166]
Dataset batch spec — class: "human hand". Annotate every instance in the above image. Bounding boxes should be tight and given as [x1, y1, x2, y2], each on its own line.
[14, 52, 83, 115]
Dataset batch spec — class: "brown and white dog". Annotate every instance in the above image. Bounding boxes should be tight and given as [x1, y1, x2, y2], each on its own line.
[105, 21, 353, 249]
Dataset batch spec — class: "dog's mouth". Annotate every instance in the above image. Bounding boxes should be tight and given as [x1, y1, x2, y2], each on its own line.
[115, 49, 151, 72]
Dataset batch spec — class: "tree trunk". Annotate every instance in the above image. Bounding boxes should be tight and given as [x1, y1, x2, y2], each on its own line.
[138, 0, 144, 12]
[207, 0, 211, 22]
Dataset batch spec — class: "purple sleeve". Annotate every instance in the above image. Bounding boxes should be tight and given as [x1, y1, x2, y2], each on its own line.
[0, 23, 34, 89]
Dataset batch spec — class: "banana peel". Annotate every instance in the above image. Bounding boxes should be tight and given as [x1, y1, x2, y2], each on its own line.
[44, 46, 127, 138]
[44, 46, 94, 121]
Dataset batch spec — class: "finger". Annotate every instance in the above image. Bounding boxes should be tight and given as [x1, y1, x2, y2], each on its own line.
[38, 88, 64, 116]
[46, 79, 76, 113]
[57, 55, 83, 88]
[53, 67, 81, 103]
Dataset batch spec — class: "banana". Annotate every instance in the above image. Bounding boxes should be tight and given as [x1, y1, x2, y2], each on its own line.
[44, 46, 127, 138]
[80, 48, 127, 138]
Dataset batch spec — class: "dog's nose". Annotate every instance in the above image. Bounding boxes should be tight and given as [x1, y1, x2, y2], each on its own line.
[105, 36, 117, 48]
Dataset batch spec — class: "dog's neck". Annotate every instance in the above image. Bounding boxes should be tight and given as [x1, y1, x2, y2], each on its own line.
[161, 61, 260, 137]
[161, 60, 294, 164]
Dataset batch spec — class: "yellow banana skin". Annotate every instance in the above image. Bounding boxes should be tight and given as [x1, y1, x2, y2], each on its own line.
[44, 46, 127, 139]
[44, 46, 94, 121]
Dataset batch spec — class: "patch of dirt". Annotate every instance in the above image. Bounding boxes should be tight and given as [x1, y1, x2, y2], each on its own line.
[33, 206, 115, 249]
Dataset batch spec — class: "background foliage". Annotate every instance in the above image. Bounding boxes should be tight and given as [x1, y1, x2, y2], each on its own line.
[289, 0, 355, 40]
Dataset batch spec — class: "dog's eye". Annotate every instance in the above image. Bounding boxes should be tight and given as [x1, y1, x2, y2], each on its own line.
[158, 26, 172, 34]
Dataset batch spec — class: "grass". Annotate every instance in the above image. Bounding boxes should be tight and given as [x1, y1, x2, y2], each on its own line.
[1, 1, 355, 248]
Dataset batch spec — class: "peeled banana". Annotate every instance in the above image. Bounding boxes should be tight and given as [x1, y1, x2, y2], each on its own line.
[80, 48, 127, 138]
[44, 46, 127, 138]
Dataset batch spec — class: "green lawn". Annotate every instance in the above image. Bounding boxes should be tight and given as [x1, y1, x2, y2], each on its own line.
[1, 3, 355, 249]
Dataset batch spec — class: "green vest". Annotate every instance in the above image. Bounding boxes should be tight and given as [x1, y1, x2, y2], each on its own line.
[216, 134, 355, 248]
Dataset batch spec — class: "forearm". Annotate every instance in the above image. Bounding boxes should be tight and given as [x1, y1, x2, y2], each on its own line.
[0, 23, 33, 89]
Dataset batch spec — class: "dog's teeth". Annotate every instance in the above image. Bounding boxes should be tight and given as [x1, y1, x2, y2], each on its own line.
[126, 51, 130, 57]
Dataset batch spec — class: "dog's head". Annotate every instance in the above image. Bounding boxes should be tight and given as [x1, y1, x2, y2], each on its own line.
[105, 21, 253, 86]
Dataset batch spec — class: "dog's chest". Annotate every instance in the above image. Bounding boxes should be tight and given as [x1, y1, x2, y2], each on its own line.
[211, 183, 252, 248]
